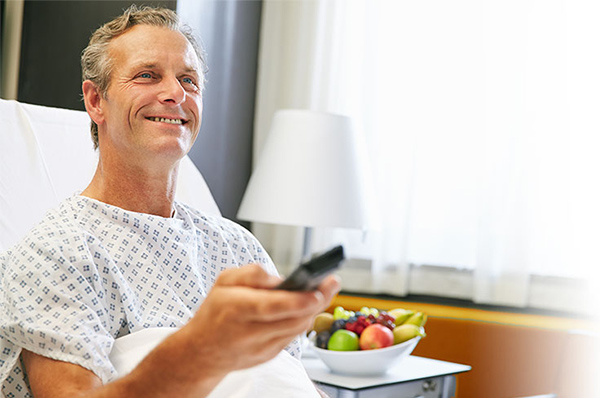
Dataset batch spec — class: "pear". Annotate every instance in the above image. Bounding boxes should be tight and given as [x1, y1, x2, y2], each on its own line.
[392, 324, 426, 345]
[311, 312, 335, 334]
[404, 311, 427, 327]
[388, 308, 415, 325]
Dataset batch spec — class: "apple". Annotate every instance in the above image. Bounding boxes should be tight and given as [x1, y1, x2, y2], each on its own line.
[359, 324, 394, 350]
[328, 329, 360, 351]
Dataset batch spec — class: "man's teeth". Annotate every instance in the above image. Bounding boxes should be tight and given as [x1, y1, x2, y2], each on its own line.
[149, 117, 183, 124]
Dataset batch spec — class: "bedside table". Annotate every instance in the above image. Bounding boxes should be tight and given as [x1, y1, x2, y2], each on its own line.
[302, 355, 471, 398]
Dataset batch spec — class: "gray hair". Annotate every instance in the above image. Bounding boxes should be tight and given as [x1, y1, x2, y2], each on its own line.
[81, 5, 207, 149]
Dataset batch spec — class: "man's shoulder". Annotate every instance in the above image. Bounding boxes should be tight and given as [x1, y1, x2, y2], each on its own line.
[175, 202, 256, 241]
[34, 196, 88, 231]
[176, 202, 242, 229]
[2, 197, 92, 272]
[175, 201, 274, 271]
[10, 197, 89, 251]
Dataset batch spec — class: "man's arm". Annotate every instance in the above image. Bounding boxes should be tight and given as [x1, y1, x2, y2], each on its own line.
[22, 328, 225, 398]
[22, 265, 341, 398]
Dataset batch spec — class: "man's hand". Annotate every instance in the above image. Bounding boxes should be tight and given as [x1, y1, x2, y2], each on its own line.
[129, 264, 341, 396]
[177, 264, 341, 373]
[23, 265, 341, 398]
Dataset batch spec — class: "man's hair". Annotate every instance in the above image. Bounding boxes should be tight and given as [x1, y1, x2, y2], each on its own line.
[81, 5, 207, 149]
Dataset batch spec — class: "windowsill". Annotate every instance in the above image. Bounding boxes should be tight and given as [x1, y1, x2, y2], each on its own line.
[331, 259, 595, 319]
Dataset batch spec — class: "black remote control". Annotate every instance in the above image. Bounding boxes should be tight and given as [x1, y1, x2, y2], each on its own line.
[277, 245, 345, 291]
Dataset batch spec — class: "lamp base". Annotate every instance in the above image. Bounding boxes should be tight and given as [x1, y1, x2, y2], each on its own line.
[301, 226, 313, 262]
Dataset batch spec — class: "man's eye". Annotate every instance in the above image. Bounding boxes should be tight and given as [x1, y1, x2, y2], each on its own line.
[182, 77, 195, 85]
[139, 73, 152, 79]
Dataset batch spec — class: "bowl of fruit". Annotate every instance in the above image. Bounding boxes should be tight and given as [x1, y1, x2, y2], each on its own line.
[307, 306, 427, 376]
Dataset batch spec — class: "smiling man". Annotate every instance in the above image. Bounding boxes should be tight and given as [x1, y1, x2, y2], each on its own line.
[0, 6, 339, 398]
[80, 21, 203, 216]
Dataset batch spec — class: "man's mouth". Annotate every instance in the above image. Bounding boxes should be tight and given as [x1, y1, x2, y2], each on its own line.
[146, 117, 186, 125]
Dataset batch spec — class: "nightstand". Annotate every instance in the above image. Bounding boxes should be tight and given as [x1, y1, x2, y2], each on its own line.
[302, 355, 471, 398]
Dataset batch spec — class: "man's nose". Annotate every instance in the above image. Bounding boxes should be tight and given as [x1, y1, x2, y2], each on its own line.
[158, 77, 186, 105]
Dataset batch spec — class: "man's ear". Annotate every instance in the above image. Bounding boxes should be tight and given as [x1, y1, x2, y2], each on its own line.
[82, 80, 105, 126]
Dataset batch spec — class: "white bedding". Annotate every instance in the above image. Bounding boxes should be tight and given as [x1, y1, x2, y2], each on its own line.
[110, 328, 320, 397]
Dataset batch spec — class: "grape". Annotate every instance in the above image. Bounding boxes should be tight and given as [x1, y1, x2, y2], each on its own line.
[316, 331, 331, 349]
[333, 306, 355, 320]
[330, 319, 347, 333]
[345, 315, 372, 336]
[375, 317, 396, 331]
[378, 311, 395, 323]
[333, 306, 346, 320]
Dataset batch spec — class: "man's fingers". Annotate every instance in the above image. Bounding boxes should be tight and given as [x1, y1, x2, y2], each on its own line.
[232, 315, 314, 345]
[216, 264, 282, 289]
[214, 286, 324, 322]
[215, 269, 341, 322]
[316, 274, 342, 311]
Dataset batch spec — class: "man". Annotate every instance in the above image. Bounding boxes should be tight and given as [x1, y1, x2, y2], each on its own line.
[0, 6, 339, 397]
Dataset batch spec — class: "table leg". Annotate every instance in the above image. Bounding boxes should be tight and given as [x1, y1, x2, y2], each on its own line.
[441, 375, 457, 398]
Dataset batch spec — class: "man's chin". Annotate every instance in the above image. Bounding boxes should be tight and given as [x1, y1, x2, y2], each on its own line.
[151, 139, 193, 161]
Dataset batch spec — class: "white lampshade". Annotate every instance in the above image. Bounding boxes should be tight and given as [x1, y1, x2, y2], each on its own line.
[237, 109, 372, 229]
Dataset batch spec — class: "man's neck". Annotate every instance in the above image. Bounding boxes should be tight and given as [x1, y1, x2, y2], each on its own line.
[81, 159, 179, 218]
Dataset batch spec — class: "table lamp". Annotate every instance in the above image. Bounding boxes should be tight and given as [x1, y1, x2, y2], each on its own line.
[237, 109, 372, 260]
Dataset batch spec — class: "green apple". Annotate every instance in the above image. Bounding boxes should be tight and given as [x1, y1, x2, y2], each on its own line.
[327, 329, 360, 351]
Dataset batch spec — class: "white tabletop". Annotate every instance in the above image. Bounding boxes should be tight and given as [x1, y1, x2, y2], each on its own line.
[301, 354, 471, 390]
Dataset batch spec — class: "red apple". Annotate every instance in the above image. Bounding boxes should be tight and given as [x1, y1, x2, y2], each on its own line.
[359, 324, 394, 350]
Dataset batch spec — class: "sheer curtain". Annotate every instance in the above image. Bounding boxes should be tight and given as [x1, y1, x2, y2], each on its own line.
[253, 0, 600, 314]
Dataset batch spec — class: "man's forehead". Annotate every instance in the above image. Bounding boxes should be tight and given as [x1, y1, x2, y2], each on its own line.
[108, 25, 201, 70]
[124, 58, 201, 75]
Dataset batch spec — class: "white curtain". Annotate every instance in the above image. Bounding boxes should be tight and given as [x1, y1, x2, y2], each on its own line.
[253, 0, 600, 312]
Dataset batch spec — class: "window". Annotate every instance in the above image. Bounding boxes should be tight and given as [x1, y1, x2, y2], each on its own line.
[255, 0, 600, 316]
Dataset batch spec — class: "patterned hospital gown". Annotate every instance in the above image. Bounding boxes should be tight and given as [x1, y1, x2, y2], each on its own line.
[0, 196, 300, 397]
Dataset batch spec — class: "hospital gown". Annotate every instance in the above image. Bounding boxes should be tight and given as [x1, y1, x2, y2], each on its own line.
[0, 195, 300, 397]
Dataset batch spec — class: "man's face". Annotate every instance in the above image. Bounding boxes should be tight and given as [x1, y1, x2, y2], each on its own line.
[98, 24, 203, 165]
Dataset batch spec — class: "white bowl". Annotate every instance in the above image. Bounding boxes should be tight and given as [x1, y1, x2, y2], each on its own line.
[311, 337, 421, 376]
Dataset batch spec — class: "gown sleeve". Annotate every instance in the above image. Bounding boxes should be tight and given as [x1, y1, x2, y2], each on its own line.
[0, 223, 117, 385]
